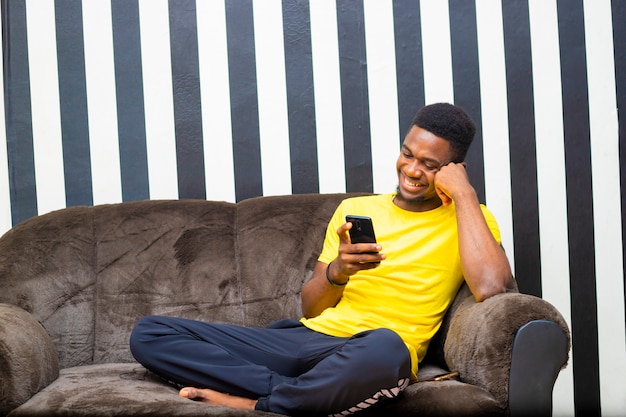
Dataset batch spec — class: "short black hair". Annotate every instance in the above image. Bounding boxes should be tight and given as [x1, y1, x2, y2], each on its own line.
[411, 103, 476, 162]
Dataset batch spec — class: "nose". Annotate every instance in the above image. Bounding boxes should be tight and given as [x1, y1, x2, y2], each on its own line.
[405, 160, 424, 178]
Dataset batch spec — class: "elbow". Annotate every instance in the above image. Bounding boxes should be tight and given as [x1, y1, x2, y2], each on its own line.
[302, 305, 324, 320]
[301, 293, 321, 319]
[471, 275, 514, 302]
[300, 296, 313, 319]
[472, 286, 504, 302]
[301, 304, 315, 319]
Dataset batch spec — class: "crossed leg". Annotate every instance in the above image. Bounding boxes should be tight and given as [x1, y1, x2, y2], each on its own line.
[130, 316, 411, 415]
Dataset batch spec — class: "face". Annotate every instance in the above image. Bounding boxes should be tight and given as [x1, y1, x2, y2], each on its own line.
[395, 126, 455, 212]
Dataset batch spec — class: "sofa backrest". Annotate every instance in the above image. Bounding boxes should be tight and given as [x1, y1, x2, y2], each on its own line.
[0, 193, 351, 368]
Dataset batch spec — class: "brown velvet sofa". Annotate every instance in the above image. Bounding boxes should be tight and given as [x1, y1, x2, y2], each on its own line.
[0, 193, 570, 417]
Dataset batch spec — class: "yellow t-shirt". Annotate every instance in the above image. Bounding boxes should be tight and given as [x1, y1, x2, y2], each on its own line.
[300, 193, 501, 377]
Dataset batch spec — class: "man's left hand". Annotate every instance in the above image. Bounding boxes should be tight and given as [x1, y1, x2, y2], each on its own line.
[434, 162, 471, 207]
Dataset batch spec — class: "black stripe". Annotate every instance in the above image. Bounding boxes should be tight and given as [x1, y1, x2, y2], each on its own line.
[393, 0, 424, 144]
[2, 0, 38, 224]
[449, 0, 485, 204]
[55, 0, 93, 207]
[502, 1, 542, 297]
[282, 0, 319, 195]
[557, 1, 601, 414]
[613, 0, 626, 338]
[111, 0, 149, 202]
[225, 0, 263, 202]
[168, 0, 206, 200]
[336, 0, 373, 193]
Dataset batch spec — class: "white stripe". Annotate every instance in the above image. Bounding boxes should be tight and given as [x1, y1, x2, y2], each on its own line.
[527, 2, 575, 415]
[363, 0, 400, 195]
[584, 0, 626, 414]
[475, 0, 515, 274]
[82, 0, 122, 205]
[420, 0, 454, 104]
[253, 0, 292, 197]
[0, 3, 10, 236]
[196, 0, 236, 203]
[138, 0, 179, 200]
[25, 0, 66, 215]
[310, 0, 346, 194]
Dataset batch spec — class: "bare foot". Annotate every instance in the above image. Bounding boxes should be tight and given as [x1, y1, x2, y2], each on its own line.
[179, 387, 257, 410]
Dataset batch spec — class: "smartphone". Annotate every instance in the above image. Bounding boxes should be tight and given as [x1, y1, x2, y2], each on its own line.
[346, 215, 377, 244]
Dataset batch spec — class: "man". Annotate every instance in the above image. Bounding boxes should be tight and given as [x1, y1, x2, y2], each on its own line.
[130, 102, 514, 416]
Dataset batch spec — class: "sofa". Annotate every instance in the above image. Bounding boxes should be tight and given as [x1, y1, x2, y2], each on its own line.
[0, 193, 570, 417]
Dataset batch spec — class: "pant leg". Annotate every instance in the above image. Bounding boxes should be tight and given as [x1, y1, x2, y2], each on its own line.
[257, 327, 412, 416]
[130, 317, 411, 416]
[129, 315, 340, 399]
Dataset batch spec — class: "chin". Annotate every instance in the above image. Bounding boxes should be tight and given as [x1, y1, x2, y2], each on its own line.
[395, 186, 426, 205]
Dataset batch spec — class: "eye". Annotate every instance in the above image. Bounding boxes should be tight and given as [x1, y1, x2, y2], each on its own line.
[423, 162, 438, 171]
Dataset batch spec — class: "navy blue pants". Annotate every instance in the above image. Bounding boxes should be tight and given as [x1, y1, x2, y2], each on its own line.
[129, 316, 411, 416]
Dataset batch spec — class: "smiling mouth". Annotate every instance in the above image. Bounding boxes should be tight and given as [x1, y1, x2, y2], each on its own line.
[403, 176, 424, 188]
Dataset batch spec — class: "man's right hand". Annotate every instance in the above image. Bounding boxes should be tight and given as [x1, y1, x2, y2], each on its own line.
[334, 222, 385, 277]
[300, 223, 384, 319]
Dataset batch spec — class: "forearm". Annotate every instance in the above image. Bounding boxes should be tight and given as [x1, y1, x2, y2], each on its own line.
[454, 190, 514, 301]
[301, 261, 345, 318]
[302, 219, 385, 318]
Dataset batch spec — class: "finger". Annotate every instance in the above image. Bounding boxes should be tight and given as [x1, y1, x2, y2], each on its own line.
[337, 222, 352, 244]
[351, 245, 385, 261]
[435, 186, 453, 207]
[358, 261, 382, 270]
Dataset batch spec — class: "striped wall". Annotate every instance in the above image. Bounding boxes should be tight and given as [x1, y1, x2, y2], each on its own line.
[1, 0, 624, 415]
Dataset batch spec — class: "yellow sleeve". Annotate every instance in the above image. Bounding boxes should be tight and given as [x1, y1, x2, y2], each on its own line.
[480, 204, 502, 244]
[317, 203, 345, 264]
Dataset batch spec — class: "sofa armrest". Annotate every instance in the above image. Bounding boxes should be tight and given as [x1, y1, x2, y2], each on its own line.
[0, 303, 60, 415]
[443, 292, 570, 410]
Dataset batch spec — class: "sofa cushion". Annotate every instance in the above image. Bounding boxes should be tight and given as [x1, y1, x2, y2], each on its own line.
[8, 363, 283, 417]
[235, 193, 352, 326]
[0, 207, 97, 368]
[366, 379, 505, 416]
[9, 363, 503, 417]
[91, 200, 240, 365]
[0, 195, 359, 371]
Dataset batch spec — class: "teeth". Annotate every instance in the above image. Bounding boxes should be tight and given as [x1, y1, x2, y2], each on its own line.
[404, 177, 420, 187]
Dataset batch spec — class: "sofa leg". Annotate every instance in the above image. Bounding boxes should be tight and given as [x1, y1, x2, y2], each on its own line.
[508, 320, 569, 417]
